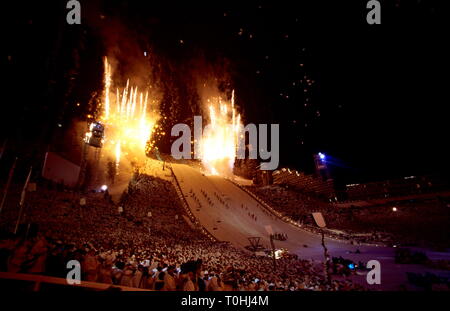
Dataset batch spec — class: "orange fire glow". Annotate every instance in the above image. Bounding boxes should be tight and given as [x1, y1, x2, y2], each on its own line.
[199, 90, 242, 176]
[100, 57, 158, 167]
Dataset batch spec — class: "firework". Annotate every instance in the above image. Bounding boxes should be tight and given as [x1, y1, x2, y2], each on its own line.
[99, 57, 158, 167]
[199, 90, 242, 176]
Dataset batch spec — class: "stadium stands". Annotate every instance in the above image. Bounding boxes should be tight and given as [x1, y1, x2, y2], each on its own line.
[0, 174, 364, 291]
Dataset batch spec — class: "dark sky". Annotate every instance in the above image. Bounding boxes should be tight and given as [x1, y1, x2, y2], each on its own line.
[1, 0, 448, 184]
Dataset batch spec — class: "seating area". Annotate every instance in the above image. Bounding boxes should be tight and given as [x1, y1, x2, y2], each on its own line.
[345, 175, 450, 201]
[0, 174, 364, 291]
[244, 184, 450, 249]
[272, 168, 335, 201]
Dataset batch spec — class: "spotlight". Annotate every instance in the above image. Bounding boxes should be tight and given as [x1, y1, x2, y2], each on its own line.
[101, 185, 108, 191]
[318, 152, 326, 160]
[392, 207, 397, 212]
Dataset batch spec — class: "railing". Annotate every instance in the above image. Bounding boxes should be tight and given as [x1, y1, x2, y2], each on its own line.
[0, 272, 149, 291]
[167, 163, 218, 242]
[227, 179, 302, 226]
[229, 180, 386, 247]
[232, 181, 279, 216]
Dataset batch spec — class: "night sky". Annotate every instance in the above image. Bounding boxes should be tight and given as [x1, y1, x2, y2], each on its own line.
[1, 0, 448, 184]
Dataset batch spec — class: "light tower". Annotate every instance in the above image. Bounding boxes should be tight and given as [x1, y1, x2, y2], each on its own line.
[314, 152, 331, 181]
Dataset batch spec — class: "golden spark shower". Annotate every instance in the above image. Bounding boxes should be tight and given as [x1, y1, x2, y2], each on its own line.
[199, 90, 243, 176]
[98, 57, 158, 168]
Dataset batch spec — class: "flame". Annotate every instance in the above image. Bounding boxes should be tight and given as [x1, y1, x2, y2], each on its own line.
[99, 57, 157, 167]
[199, 90, 242, 176]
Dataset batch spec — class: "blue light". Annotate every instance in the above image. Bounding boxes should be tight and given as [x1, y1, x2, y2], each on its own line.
[348, 263, 355, 270]
[318, 152, 326, 160]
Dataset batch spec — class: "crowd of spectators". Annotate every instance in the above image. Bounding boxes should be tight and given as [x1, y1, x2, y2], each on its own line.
[244, 185, 450, 249]
[243, 185, 394, 245]
[0, 174, 366, 291]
